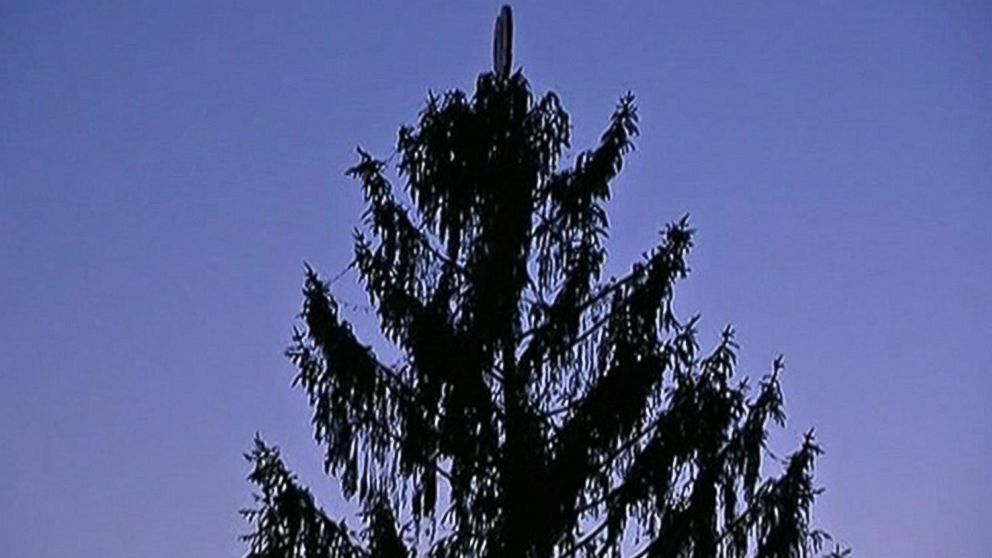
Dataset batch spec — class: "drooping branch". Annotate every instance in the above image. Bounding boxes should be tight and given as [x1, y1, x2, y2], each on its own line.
[622, 431, 827, 558]
[363, 498, 412, 558]
[528, 95, 640, 376]
[546, 220, 694, 530]
[242, 438, 369, 558]
[291, 267, 437, 502]
[349, 149, 466, 280]
[296, 264, 503, 526]
[752, 432, 827, 558]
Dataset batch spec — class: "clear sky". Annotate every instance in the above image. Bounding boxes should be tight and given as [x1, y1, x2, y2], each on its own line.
[1, 1, 989, 556]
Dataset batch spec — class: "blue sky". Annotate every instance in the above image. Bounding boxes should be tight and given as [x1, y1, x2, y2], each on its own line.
[1, 2, 989, 556]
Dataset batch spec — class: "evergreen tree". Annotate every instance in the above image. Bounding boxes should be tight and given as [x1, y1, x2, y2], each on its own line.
[242, 7, 846, 558]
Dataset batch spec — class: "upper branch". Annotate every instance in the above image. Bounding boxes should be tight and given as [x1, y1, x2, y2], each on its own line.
[243, 438, 370, 558]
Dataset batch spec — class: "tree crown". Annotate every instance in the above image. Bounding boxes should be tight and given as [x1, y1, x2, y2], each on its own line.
[243, 7, 844, 558]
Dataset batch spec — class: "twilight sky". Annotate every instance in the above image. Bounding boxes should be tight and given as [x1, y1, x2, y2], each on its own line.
[1, 1, 989, 556]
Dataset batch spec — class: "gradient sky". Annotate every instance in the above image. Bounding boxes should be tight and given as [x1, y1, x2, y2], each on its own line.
[2, 2, 989, 556]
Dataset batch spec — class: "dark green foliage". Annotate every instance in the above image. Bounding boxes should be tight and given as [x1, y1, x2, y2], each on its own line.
[241, 29, 844, 558]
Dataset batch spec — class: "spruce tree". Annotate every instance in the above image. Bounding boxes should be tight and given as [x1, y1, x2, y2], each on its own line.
[242, 6, 845, 558]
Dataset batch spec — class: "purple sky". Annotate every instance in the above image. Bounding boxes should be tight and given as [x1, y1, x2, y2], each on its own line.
[2, 2, 989, 556]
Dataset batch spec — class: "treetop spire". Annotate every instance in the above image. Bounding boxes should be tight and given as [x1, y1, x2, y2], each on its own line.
[493, 5, 513, 79]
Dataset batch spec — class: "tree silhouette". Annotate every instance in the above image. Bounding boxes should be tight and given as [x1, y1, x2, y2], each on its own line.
[242, 6, 846, 558]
